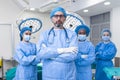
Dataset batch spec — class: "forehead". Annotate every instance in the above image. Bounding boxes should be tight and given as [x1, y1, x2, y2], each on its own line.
[78, 29, 86, 34]
[24, 30, 31, 33]
[79, 29, 86, 32]
[54, 11, 64, 15]
[103, 32, 109, 34]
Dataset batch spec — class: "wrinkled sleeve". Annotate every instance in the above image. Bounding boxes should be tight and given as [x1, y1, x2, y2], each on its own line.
[37, 32, 59, 59]
[31, 44, 41, 65]
[14, 45, 36, 66]
[95, 42, 101, 53]
[97, 43, 117, 60]
[52, 32, 78, 63]
[76, 43, 95, 66]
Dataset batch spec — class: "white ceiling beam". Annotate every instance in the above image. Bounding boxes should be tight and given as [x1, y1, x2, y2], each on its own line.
[62, 0, 106, 12]
[14, 0, 29, 8]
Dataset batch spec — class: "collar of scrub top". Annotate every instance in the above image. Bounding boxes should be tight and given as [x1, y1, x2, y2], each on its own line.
[48, 27, 69, 43]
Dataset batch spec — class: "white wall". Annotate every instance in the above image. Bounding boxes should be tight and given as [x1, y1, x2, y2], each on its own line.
[0, 0, 20, 23]
[111, 7, 120, 57]
[81, 16, 91, 40]
[82, 16, 90, 26]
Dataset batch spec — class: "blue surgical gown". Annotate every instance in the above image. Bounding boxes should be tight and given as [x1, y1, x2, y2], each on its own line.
[95, 41, 117, 80]
[75, 40, 95, 80]
[14, 41, 40, 80]
[37, 29, 78, 80]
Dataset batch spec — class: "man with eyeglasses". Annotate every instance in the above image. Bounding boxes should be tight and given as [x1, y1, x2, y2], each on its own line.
[37, 7, 78, 80]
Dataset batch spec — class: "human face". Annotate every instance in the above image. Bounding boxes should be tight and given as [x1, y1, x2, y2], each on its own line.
[51, 11, 66, 29]
[102, 32, 110, 42]
[78, 29, 86, 35]
[102, 32, 110, 36]
[23, 30, 31, 42]
[78, 29, 87, 41]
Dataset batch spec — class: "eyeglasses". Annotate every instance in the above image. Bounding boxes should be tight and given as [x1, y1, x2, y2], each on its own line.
[53, 15, 65, 18]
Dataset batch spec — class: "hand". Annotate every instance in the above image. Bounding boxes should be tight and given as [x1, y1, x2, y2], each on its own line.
[57, 47, 78, 54]
[96, 52, 99, 55]
[81, 54, 88, 58]
[96, 51, 102, 56]
[69, 47, 78, 53]
[42, 44, 47, 48]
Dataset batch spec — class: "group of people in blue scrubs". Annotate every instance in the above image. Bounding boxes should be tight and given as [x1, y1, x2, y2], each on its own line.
[13, 7, 117, 80]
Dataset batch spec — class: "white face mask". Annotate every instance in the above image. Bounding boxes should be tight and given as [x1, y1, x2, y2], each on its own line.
[24, 35, 31, 41]
[102, 36, 110, 42]
[78, 35, 86, 41]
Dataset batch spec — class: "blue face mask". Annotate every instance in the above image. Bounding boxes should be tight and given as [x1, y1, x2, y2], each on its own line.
[102, 36, 110, 41]
[78, 35, 86, 41]
[24, 35, 31, 41]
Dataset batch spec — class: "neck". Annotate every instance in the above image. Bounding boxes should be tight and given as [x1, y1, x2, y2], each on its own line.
[103, 40, 110, 44]
[22, 40, 29, 43]
[54, 26, 64, 29]
[79, 39, 86, 42]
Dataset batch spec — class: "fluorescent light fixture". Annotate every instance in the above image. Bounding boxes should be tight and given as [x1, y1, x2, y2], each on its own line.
[39, 4, 57, 12]
[40, 0, 58, 8]
[38, 0, 58, 12]
[30, 8, 35, 11]
[83, 9, 88, 13]
[104, 1, 111, 6]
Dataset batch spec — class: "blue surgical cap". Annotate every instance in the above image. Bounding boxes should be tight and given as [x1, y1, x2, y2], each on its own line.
[101, 29, 111, 37]
[75, 24, 90, 36]
[20, 27, 32, 41]
[50, 7, 67, 18]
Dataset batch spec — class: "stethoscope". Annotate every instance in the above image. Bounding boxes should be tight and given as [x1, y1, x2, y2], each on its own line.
[48, 27, 70, 44]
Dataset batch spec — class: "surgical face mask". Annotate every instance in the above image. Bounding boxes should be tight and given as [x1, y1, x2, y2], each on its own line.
[102, 36, 110, 42]
[78, 35, 86, 41]
[24, 35, 31, 41]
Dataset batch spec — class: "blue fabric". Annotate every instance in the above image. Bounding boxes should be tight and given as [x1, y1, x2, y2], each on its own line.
[37, 28, 78, 80]
[101, 29, 111, 37]
[75, 41, 95, 80]
[14, 41, 40, 80]
[20, 27, 32, 41]
[103, 67, 120, 80]
[50, 7, 67, 18]
[95, 41, 117, 80]
[78, 35, 86, 41]
[75, 25, 90, 36]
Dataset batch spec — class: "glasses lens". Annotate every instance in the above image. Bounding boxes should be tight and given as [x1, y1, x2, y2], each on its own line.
[54, 15, 65, 18]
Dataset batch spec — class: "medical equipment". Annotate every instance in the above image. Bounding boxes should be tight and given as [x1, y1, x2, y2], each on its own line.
[48, 27, 69, 43]
[18, 18, 42, 33]
[103, 67, 120, 80]
[64, 12, 85, 31]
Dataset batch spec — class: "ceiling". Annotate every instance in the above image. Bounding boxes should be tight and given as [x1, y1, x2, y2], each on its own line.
[76, 0, 120, 16]
[13, 0, 120, 17]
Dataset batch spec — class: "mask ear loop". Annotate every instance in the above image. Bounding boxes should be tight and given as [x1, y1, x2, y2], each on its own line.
[48, 27, 55, 44]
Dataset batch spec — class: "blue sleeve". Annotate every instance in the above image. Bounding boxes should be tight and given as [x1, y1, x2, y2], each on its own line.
[76, 43, 95, 66]
[14, 46, 36, 66]
[52, 32, 78, 63]
[37, 32, 60, 59]
[31, 44, 41, 65]
[38, 47, 59, 59]
[95, 42, 101, 53]
[97, 43, 117, 60]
